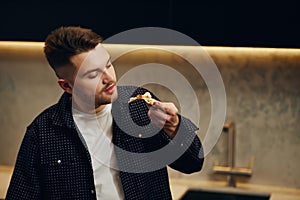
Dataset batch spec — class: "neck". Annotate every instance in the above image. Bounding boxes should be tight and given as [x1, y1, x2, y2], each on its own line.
[95, 104, 107, 113]
[72, 98, 107, 114]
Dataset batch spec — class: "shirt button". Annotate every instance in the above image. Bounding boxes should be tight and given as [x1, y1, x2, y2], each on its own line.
[138, 134, 142, 138]
[91, 189, 95, 194]
[57, 160, 61, 164]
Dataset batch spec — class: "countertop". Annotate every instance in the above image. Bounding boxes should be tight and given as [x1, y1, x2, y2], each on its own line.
[170, 178, 300, 200]
[2, 165, 300, 200]
[0, 165, 13, 199]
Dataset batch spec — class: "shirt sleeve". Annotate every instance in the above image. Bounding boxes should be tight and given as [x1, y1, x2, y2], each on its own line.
[166, 116, 204, 174]
[126, 86, 204, 174]
[146, 114, 204, 174]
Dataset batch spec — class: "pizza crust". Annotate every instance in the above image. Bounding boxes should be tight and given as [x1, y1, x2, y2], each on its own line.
[128, 92, 157, 105]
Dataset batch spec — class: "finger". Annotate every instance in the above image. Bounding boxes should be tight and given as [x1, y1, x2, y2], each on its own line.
[148, 108, 178, 128]
[149, 102, 179, 125]
[148, 106, 167, 122]
[153, 101, 178, 116]
[149, 115, 166, 127]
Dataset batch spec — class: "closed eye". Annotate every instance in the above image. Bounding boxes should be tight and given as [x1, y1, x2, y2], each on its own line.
[82, 59, 112, 79]
[106, 61, 112, 68]
[87, 69, 101, 79]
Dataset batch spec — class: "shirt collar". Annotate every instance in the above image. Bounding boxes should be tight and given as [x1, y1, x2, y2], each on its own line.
[52, 92, 76, 129]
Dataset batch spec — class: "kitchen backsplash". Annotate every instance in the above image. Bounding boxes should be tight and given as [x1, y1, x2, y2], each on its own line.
[1, 43, 299, 188]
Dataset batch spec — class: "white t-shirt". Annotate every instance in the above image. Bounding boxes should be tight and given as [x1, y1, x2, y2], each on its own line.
[73, 104, 124, 200]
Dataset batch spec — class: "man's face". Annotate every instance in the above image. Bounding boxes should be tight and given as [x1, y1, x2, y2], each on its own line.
[64, 44, 117, 112]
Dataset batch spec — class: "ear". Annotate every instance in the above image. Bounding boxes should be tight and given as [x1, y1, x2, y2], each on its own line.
[58, 79, 73, 94]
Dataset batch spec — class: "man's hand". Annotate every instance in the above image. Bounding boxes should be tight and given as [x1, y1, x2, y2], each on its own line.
[148, 101, 179, 139]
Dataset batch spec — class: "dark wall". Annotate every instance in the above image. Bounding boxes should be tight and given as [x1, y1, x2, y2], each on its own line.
[1, 0, 299, 48]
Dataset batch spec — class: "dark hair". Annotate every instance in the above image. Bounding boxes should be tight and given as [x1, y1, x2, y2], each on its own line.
[44, 26, 103, 70]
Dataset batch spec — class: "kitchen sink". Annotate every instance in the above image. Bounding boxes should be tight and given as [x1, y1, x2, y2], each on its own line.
[180, 189, 270, 200]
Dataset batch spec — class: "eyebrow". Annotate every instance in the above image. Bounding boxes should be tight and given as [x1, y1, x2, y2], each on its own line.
[81, 57, 111, 77]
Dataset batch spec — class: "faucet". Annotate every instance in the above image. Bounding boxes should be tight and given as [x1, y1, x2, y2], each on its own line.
[213, 120, 254, 187]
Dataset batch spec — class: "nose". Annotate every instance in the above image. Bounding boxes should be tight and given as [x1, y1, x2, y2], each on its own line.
[101, 68, 114, 85]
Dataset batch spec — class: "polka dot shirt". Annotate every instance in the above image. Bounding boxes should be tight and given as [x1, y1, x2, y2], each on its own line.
[6, 86, 204, 200]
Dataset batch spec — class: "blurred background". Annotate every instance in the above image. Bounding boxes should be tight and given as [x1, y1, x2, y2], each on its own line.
[1, 1, 300, 199]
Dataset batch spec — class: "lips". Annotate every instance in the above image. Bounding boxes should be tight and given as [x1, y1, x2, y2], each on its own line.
[104, 84, 115, 95]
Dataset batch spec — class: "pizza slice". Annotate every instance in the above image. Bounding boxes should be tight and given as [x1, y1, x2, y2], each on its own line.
[128, 92, 157, 105]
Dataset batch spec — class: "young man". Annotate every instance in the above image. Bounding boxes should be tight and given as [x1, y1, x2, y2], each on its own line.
[6, 26, 204, 200]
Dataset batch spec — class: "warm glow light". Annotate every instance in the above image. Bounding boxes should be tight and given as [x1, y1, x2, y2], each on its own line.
[204, 46, 300, 52]
[0, 41, 45, 57]
[1, 41, 300, 56]
[103, 43, 300, 51]
[0, 41, 44, 47]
